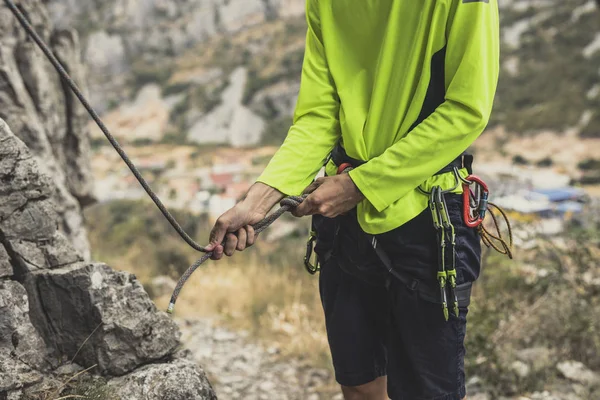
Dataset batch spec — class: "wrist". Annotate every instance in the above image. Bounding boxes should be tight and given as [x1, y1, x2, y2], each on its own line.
[346, 174, 365, 201]
[242, 182, 285, 215]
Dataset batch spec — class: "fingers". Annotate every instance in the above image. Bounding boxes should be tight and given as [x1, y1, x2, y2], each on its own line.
[292, 201, 310, 217]
[293, 193, 321, 217]
[224, 233, 238, 256]
[247, 225, 256, 247]
[236, 227, 248, 251]
[207, 216, 230, 251]
[302, 179, 322, 195]
[210, 225, 255, 260]
[210, 245, 224, 261]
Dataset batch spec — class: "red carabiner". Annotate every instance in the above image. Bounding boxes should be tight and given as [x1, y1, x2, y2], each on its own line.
[462, 175, 489, 228]
[337, 162, 353, 175]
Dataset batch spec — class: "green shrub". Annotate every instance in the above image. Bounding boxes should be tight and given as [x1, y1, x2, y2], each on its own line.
[536, 157, 553, 167]
[578, 158, 600, 171]
[512, 155, 529, 165]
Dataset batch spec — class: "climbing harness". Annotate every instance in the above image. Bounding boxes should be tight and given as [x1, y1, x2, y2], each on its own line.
[2, 0, 307, 314]
[306, 144, 514, 321]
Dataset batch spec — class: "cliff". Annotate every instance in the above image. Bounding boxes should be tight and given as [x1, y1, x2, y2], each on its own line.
[0, 1, 216, 398]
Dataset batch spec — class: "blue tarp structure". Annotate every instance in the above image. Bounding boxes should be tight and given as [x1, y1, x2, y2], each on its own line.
[533, 187, 587, 203]
[555, 201, 584, 214]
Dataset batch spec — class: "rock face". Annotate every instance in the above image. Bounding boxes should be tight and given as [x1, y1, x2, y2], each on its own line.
[0, 0, 94, 259]
[0, 119, 82, 274]
[0, 1, 216, 398]
[46, 0, 306, 112]
[0, 114, 215, 399]
[188, 67, 265, 147]
[0, 280, 48, 395]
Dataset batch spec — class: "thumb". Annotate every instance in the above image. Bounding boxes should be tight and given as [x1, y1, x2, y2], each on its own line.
[292, 196, 314, 217]
[206, 217, 230, 250]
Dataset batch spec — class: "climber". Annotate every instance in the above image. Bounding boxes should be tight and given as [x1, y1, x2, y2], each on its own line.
[207, 1, 499, 399]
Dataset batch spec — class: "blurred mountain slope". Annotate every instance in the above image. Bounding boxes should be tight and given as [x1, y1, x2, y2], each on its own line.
[47, 0, 600, 147]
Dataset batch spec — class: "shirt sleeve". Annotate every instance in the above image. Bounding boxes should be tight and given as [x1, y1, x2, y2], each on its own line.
[256, 0, 341, 196]
[349, 0, 500, 213]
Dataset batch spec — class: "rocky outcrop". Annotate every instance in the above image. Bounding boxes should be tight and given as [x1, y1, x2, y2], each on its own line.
[0, 119, 81, 274]
[0, 280, 48, 395]
[25, 263, 180, 376]
[0, 1, 215, 398]
[0, 116, 215, 399]
[0, 0, 94, 259]
[188, 67, 264, 147]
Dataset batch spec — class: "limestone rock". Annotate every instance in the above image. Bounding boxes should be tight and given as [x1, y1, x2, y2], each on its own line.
[557, 361, 600, 385]
[0, 246, 13, 278]
[0, 1, 95, 258]
[108, 357, 217, 400]
[25, 262, 180, 376]
[188, 67, 264, 147]
[0, 1, 216, 398]
[511, 360, 531, 379]
[0, 120, 83, 273]
[0, 280, 49, 393]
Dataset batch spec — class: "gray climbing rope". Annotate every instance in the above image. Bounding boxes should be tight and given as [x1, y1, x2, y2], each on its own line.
[3, 0, 304, 314]
[168, 196, 305, 313]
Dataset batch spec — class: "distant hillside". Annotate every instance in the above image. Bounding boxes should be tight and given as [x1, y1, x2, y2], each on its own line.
[49, 0, 600, 147]
[494, 0, 600, 137]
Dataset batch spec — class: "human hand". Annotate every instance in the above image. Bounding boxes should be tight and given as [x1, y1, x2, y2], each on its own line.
[206, 183, 283, 260]
[292, 174, 364, 218]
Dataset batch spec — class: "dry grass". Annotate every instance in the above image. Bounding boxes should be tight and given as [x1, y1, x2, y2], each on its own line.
[151, 253, 331, 368]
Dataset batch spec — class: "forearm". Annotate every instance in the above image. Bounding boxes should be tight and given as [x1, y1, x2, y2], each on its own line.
[256, 0, 340, 195]
[349, 99, 488, 212]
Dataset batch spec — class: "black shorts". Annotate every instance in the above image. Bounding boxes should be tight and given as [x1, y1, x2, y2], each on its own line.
[315, 193, 481, 400]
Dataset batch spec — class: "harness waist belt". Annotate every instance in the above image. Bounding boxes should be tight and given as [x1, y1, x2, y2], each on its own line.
[330, 143, 472, 176]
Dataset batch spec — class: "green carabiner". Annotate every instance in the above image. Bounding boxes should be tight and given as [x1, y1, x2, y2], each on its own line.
[304, 231, 320, 275]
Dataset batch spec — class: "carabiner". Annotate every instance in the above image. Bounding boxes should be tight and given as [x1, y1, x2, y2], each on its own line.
[337, 162, 353, 175]
[462, 175, 489, 228]
[304, 231, 320, 275]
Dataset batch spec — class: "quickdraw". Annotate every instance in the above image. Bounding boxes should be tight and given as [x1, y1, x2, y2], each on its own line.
[421, 167, 513, 320]
[430, 186, 459, 321]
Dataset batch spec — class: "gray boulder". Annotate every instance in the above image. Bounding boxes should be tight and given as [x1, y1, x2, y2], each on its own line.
[557, 361, 600, 385]
[25, 262, 181, 376]
[108, 357, 217, 400]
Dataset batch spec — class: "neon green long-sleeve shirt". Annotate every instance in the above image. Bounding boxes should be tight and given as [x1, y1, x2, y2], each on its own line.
[257, 0, 500, 234]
